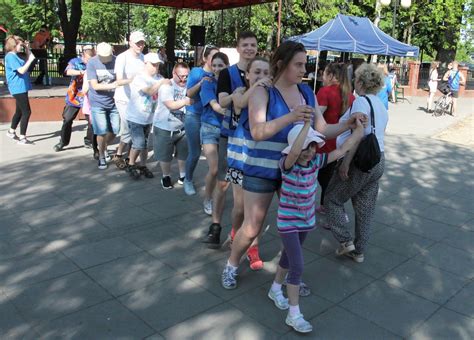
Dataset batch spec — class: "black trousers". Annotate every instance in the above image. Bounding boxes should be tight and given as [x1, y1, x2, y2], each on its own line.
[31, 49, 47, 84]
[60, 105, 81, 145]
[317, 160, 337, 206]
[11, 92, 32, 136]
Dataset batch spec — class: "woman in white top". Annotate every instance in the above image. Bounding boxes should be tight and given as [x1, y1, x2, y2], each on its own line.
[325, 63, 388, 264]
[427, 61, 439, 113]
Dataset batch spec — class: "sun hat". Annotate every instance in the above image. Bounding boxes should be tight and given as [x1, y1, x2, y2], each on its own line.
[130, 31, 146, 43]
[144, 52, 163, 64]
[96, 42, 113, 60]
[281, 124, 326, 154]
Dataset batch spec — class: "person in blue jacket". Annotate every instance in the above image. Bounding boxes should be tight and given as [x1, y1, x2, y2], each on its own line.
[184, 45, 219, 197]
[4, 35, 36, 145]
[443, 61, 465, 116]
[376, 63, 392, 110]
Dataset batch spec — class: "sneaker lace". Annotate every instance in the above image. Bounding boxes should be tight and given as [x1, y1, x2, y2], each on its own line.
[222, 267, 237, 286]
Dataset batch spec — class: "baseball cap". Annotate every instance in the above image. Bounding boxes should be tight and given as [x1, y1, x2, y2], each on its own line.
[144, 53, 163, 64]
[130, 31, 146, 44]
[281, 124, 325, 155]
[82, 44, 93, 52]
[96, 42, 113, 58]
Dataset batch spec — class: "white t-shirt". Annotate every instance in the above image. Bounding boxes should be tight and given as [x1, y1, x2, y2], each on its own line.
[153, 80, 187, 131]
[113, 50, 145, 102]
[126, 72, 162, 125]
[337, 94, 388, 152]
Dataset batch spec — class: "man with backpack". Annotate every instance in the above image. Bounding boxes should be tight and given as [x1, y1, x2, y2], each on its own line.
[443, 61, 465, 116]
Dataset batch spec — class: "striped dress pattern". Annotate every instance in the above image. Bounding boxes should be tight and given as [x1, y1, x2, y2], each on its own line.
[277, 153, 327, 233]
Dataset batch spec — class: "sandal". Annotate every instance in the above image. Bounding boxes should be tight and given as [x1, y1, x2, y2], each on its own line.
[138, 166, 154, 178]
[112, 154, 127, 170]
[126, 165, 141, 180]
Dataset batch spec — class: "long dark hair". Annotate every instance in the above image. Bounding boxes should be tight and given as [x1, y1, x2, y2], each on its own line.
[270, 41, 306, 83]
[325, 62, 352, 116]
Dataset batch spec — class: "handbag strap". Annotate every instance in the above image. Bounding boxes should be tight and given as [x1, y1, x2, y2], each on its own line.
[361, 95, 375, 133]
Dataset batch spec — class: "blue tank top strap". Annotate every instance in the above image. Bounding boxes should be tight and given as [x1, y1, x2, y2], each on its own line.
[221, 64, 245, 137]
[449, 71, 460, 91]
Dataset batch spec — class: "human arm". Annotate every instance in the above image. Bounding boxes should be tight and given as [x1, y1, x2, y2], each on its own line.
[163, 97, 193, 111]
[217, 68, 233, 108]
[327, 118, 363, 164]
[113, 54, 133, 86]
[233, 77, 272, 111]
[248, 87, 312, 141]
[13, 43, 36, 75]
[442, 71, 450, 81]
[140, 78, 171, 96]
[459, 72, 466, 85]
[313, 100, 366, 139]
[186, 68, 212, 98]
[283, 121, 311, 170]
[65, 69, 85, 77]
[82, 73, 89, 94]
[89, 78, 118, 91]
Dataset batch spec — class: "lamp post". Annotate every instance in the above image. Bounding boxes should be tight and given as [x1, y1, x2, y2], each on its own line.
[379, 0, 412, 38]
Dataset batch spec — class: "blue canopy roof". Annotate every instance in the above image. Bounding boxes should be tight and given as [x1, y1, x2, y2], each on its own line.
[289, 14, 419, 58]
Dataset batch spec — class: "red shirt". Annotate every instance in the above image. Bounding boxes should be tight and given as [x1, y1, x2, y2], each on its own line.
[317, 84, 355, 153]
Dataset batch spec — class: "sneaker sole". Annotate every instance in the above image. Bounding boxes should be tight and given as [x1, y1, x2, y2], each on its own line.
[247, 256, 264, 271]
[161, 185, 174, 190]
[285, 319, 313, 333]
[267, 292, 289, 310]
[204, 209, 212, 216]
[221, 282, 237, 290]
[345, 253, 364, 263]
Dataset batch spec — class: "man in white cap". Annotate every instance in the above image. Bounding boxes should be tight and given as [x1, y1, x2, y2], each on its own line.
[112, 30, 146, 169]
[125, 52, 169, 179]
[86, 42, 119, 170]
[54, 45, 95, 153]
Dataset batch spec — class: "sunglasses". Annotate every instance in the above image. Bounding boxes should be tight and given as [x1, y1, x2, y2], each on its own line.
[174, 73, 188, 81]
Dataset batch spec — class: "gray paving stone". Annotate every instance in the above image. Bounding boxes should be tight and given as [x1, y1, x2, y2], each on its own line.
[0, 238, 49, 261]
[0, 215, 34, 238]
[383, 259, 467, 304]
[119, 275, 223, 332]
[161, 302, 280, 339]
[461, 218, 474, 232]
[3, 193, 67, 213]
[369, 227, 435, 257]
[0, 293, 38, 339]
[0, 252, 79, 292]
[32, 217, 110, 242]
[141, 197, 203, 221]
[143, 333, 165, 340]
[340, 281, 439, 337]
[388, 213, 461, 242]
[6, 271, 112, 324]
[301, 228, 340, 256]
[303, 258, 374, 303]
[442, 229, 474, 255]
[408, 308, 474, 340]
[93, 206, 163, 231]
[334, 244, 409, 279]
[229, 284, 333, 335]
[413, 205, 474, 228]
[414, 243, 474, 279]
[281, 305, 401, 339]
[19, 203, 88, 228]
[445, 281, 474, 318]
[436, 193, 474, 214]
[373, 198, 433, 227]
[34, 299, 155, 339]
[63, 237, 143, 269]
[85, 252, 176, 297]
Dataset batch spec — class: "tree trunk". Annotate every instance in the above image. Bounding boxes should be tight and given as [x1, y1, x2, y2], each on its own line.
[436, 27, 458, 64]
[57, 0, 82, 75]
[165, 8, 177, 64]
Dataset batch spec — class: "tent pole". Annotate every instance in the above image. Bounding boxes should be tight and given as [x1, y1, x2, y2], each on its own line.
[313, 52, 319, 93]
[277, 0, 282, 46]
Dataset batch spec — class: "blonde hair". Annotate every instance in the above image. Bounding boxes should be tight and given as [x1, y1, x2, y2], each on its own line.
[355, 63, 384, 94]
[4, 35, 23, 53]
[430, 61, 439, 70]
[377, 63, 389, 76]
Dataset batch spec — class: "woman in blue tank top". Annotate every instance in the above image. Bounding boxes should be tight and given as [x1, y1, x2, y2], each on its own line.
[221, 41, 367, 291]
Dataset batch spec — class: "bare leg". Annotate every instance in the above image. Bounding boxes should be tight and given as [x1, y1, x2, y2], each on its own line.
[213, 180, 230, 224]
[274, 265, 289, 284]
[97, 135, 107, 158]
[203, 144, 218, 201]
[128, 148, 140, 166]
[228, 190, 274, 266]
[287, 284, 300, 307]
[452, 97, 457, 115]
[178, 160, 186, 176]
[160, 161, 172, 176]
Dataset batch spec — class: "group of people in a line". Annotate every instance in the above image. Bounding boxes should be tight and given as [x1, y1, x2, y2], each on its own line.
[4, 30, 392, 334]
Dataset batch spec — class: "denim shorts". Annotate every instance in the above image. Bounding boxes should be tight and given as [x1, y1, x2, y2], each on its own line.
[200, 122, 220, 145]
[153, 126, 188, 162]
[91, 106, 120, 136]
[242, 174, 281, 194]
[128, 121, 151, 150]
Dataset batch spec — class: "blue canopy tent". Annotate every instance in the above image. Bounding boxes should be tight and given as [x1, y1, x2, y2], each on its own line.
[289, 14, 420, 92]
[289, 14, 419, 57]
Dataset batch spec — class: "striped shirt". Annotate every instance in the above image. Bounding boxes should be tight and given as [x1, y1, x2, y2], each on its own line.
[277, 153, 327, 233]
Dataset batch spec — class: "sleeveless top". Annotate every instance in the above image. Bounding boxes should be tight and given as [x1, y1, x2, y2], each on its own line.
[448, 71, 461, 91]
[242, 83, 316, 180]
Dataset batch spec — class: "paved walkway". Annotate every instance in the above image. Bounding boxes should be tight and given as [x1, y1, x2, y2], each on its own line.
[0, 97, 473, 339]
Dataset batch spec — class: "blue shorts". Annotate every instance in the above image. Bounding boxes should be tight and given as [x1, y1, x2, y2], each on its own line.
[200, 122, 220, 145]
[128, 121, 151, 150]
[242, 174, 281, 194]
[91, 106, 120, 136]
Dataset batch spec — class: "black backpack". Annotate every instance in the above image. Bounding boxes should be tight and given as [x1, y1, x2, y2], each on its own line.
[352, 96, 381, 173]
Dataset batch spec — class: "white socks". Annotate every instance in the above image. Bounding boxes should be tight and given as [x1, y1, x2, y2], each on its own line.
[179, 172, 186, 178]
[289, 304, 301, 317]
[271, 281, 282, 293]
[226, 260, 238, 271]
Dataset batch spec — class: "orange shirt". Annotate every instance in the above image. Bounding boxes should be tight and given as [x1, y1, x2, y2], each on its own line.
[32, 29, 51, 49]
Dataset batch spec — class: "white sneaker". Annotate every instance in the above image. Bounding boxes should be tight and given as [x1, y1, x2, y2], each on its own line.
[285, 313, 313, 333]
[345, 251, 364, 263]
[335, 241, 355, 256]
[203, 199, 212, 215]
[6, 131, 19, 140]
[268, 289, 289, 310]
[17, 138, 35, 145]
[183, 180, 196, 195]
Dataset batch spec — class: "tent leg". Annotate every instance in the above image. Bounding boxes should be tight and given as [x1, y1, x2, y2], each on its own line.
[313, 53, 319, 94]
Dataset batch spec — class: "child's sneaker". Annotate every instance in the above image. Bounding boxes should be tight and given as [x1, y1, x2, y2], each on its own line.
[246, 246, 263, 270]
[268, 289, 289, 310]
[285, 313, 313, 333]
[177, 176, 185, 185]
[345, 251, 364, 263]
[221, 265, 237, 290]
[203, 199, 213, 215]
[335, 241, 355, 256]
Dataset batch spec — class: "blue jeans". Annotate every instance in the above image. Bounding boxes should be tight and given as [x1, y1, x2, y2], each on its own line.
[184, 112, 201, 181]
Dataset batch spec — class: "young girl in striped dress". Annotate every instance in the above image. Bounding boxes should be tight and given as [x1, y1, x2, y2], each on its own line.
[268, 119, 363, 333]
